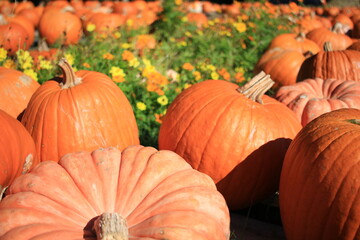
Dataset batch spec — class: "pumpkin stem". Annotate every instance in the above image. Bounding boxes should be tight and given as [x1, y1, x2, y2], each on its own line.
[323, 41, 332, 51]
[295, 32, 306, 42]
[347, 119, 360, 125]
[0, 185, 7, 200]
[93, 213, 129, 240]
[236, 71, 274, 104]
[58, 58, 82, 89]
[0, 14, 7, 25]
[37, 38, 50, 52]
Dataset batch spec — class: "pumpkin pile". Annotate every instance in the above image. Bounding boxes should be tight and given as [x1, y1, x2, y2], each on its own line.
[1, 0, 360, 239]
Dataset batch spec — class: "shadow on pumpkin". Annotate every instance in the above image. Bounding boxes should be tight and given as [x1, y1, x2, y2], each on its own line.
[216, 137, 292, 211]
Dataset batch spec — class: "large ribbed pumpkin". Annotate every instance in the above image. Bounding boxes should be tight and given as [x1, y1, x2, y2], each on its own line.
[276, 78, 360, 126]
[21, 58, 139, 163]
[0, 109, 37, 199]
[158, 72, 302, 210]
[279, 108, 360, 240]
[0, 67, 40, 119]
[0, 145, 230, 239]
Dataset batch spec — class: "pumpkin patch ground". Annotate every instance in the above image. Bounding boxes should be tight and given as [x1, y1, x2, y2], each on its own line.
[0, 0, 360, 239]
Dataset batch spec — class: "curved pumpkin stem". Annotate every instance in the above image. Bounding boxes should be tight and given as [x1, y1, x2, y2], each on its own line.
[323, 41, 332, 51]
[58, 58, 82, 89]
[236, 71, 274, 104]
[93, 212, 129, 240]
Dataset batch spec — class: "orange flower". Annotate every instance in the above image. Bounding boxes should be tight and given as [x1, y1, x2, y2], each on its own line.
[135, 34, 156, 51]
[103, 53, 114, 60]
[235, 72, 245, 83]
[122, 50, 134, 61]
[113, 75, 125, 83]
[182, 62, 194, 71]
[155, 113, 164, 124]
[82, 62, 90, 68]
[217, 68, 230, 81]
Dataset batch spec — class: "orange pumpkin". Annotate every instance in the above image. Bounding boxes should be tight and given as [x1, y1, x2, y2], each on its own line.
[0, 109, 37, 199]
[21, 58, 139, 163]
[280, 108, 360, 240]
[0, 67, 40, 119]
[0, 145, 230, 239]
[158, 72, 302, 210]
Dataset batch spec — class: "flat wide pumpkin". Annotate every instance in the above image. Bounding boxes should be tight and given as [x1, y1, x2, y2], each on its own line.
[21, 58, 139, 163]
[280, 108, 360, 240]
[0, 145, 230, 239]
[158, 72, 302, 210]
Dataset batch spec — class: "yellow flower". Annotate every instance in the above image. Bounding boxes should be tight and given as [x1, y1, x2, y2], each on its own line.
[183, 83, 192, 89]
[0, 48, 7, 62]
[206, 64, 216, 72]
[157, 95, 168, 106]
[2, 59, 15, 69]
[136, 102, 147, 111]
[169, 37, 176, 42]
[193, 71, 201, 81]
[109, 66, 125, 77]
[64, 53, 75, 66]
[142, 65, 156, 77]
[16, 49, 33, 70]
[196, 30, 203, 36]
[39, 59, 53, 70]
[121, 43, 131, 49]
[126, 19, 133, 27]
[175, 0, 182, 5]
[23, 69, 38, 81]
[178, 41, 187, 47]
[181, 16, 188, 22]
[185, 31, 192, 37]
[113, 31, 121, 39]
[83, 62, 90, 68]
[211, 72, 219, 80]
[233, 22, 247, 33]
[142, 58, 152, 67]
[103, 53, 114, 60]
[86, 23, 96, 32]
[129, 58, 140, 68]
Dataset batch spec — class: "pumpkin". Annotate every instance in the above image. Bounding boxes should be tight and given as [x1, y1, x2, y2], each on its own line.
[83, 12, 125, 35]
[2, 14, 35, 49]
[276, 78, 360, 126]
[0, 67, 40, 119]
[21, 58, 139, 163]
[186, 12, 208, 28]
[297, 42, 360, 82]
[0, 145, 230, 239]
[38, 6, 82, 46]
[279, 108, 360, 240]
[0, 109, 37, 199]
[254, 47, 307, 89]
[306, 23, 353, 50]
[29, 39, 59, 67]
[158, 72, 302, 210]
[347, 40, 360, 51]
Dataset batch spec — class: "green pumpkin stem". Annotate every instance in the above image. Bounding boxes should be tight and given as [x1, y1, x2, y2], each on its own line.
[237, 71, 274, 104]
[58, 58, 81, 89]
[347, 119, 360, 125]
[93, 212, 129, 240]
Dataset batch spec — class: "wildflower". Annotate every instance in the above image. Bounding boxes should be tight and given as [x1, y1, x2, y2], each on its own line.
[182, 63, 194, 71]
[109, 66, 126, 83]
[39, 59, 53, 70]
[113, 31, 121, 39]
[218, 68, 230, 81]
[23, 69, 38, 81]
[169, 37, 176, 42]
[0, 48, 7, 62]
[64, 53, 75, 66]
[157, 95, 168, 106]
[16, 50, 33, 70]
[122, 50, 134, 61]
[142, 58, 152, 67]
[113, 75, 125, 83]
[121, 43, 131, 49]
[142, 65, 156, 77]
[103, 53, 114, 60]
[211, 72, 219, 80]
[86, 23, 96, 32]
[155, 111, 166, 124]
[233, 22, 246, 33]
[206, 64, 216, 72]
[2, 59, 15, 69]
[185, 31, 192, 37]
[136, 102, 147, 111]
[183, 83, 192, 89]
[129, 58, 140, 68]
[181, 16, 188, 22]
[193, 71, 201, 81]
[82, 62, 91, 68]
[135, 34, 156, 51]
[240, 14, 249, 21]
[126, 19, 133, 27]
[175, 0, 182, 5]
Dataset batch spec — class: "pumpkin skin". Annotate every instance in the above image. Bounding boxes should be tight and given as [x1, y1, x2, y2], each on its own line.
[297, 47, 360, 82]
[0, 109, 37, 198]
[0, 20, 30, 55]
[0, 145, 230, 239]
[276, 78, 360, 126]
[0, 67, 40, 119]
[279, 108, 360, 240]
[21, 59, 139, 163]
[158, 73, 302, 210]
[267, 33, 320, 55]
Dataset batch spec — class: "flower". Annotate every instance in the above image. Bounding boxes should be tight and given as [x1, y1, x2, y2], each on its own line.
[0, 48, 7, 62]
[2, 59, 15, 69]
[154, 111, 166, 124]
[218, 68, 230, 81]
[113, 31, 121, 39]
[135, 34, 156, 51]
[129, 58, 140, 68]
[39, 59, 53, 70]
[175, 0, 182, 5]
[16, 50, 33, 70]
[157, 95, 168, 106]
[182, 62, 194, 71]
[121, 43, 131, 49]
[109, 66, 126, 83]
[86, 23, 96, 32]
[64, 53, 75, 66]
[183, 83, 192, 89]
[103, 53, 114, 60]
[136, 102, 147, 111]
[233, 22, 246, 33]
[24, 69, 38, 81]
[82, 62, 91, 68]
[193, 71, 201, 81]
[211, 72, 219, 80]
[122, 50, 134, 61]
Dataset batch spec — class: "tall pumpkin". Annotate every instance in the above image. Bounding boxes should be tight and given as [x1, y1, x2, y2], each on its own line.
[279, 108, 360, 240]
[0, 67, 40, 119]
[0, 145, 230, 239]
[158, 72, 302, 210]
[0, 109, 37, 199]
[21, 58, 139, 163]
